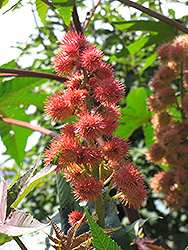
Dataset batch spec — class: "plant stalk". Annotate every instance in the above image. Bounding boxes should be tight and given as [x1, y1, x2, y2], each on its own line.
[118, 0, 188, 34]
[0, 68, 67, 83]
[94, 198, 105, 229]
[179, 62, 186, 120]
[0, 115, 58, 138]
[72, 4, 83, 33]
[13, 236, 28, 250]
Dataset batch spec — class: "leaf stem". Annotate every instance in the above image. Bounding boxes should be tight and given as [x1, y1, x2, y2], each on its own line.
[179, 63, 186, 120]
[94, 198, 105, 229]
[13, 236, 28, 250]
[82, 0, 101, 33]
[118, 0, 188, 34]
[107, 192, 123, 201]
[0, 115, 58, 138]
[103, 180, 114, 203]
[103, 173, 114, 186]
[72, 4, 83, 33]
[41, 0, 55, 10]
[0, 68, 67, 83]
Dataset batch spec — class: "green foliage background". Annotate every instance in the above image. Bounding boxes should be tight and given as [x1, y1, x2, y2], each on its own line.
[1, 0, 188, 249]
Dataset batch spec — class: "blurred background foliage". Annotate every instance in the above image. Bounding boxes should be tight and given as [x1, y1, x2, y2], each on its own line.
[0, 0, 188, 249]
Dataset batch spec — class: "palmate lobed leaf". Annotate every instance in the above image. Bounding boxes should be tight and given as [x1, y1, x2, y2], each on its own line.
[109, 20, 176, 68]
[0, 76, 47, 107]
[0, 63, 49, 164]
[117, 87, 152, 142]
[0, 107, 33, 165]
[84, 207, 122, 250]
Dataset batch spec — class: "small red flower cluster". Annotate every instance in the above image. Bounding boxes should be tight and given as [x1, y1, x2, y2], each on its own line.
[147, 35, 188, 210]
[68, 210, 85, 226]
[44, 31, 147, 209]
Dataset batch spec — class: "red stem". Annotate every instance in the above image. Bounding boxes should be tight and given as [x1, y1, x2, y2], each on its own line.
[0, 68, 67, 83]
[41, 0, 55, 10]
[83, 0, 101, 33]
[0, 115, 58, 138]
[72, 4, 83, 33]
[118, 0, 188, 34]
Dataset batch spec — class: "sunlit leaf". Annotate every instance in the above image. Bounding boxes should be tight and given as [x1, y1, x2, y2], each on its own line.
[51, 0, 74, 26]
[35, 0, 48, 25]
[11, 163, 57, 208]
[84, 207, 122, 250]
[111, 20, 176, 34]
[117, 87, 152, 138]
[0, 71, 48, 164]
[127, 37, 149, 54]
[142, 122, 154, 147]
[139, 53, 157, 75]
[0, 0, 9, 8]
[0, 108, 33, 165]
[7, 163, 37, 213]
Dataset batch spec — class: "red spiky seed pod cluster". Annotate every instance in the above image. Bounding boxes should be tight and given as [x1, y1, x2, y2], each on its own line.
[147, 35, 188, 210]
[44, 31, 147, 209]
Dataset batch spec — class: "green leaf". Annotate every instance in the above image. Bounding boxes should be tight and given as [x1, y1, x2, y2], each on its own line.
[35, 0, 48, 25]
[0, 0, 9, 8]
[123, 218, 149, 234]
[142, 122, 154, 147]
[56, 172, 81, 232]
[0, 108, 33, 165]
[84, 207, 123, 250]
[127, 36, 149, 54]
[0, 75, 48, 164]
[0, 77, 47, 108]
[184, 247, 188, 250]
[117, 87, 151, 138]
[51, 0, 74, 26]
[7, 162, 38, 215]
[111, 20, 176, 34]
[110, 20, 177, 55]
[0, 59, 16, 68]
[1, 0, 22, 14]
[11, 163, 57, 208]
[139, 53, 157, 75]
[56, 172, 79, 208]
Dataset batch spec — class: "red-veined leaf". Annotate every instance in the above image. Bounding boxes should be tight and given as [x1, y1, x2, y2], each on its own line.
[0, 209, 46, 236]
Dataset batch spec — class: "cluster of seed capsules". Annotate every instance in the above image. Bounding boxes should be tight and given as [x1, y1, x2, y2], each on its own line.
[147, 35, 188, 210]
[43, 31, 147, 209]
